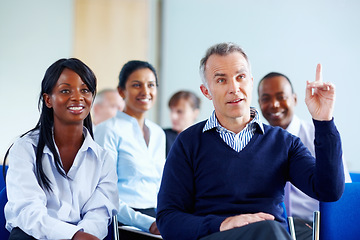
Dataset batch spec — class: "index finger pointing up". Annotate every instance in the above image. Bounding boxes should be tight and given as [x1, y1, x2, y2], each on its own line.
[316, 63, 323, 83]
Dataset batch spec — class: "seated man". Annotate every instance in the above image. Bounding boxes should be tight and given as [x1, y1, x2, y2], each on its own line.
[257, 72, 352, 240]
[156, 42, 345, 240]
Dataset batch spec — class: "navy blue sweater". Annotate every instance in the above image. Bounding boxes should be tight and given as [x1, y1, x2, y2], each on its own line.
[157, 119, 344, 240]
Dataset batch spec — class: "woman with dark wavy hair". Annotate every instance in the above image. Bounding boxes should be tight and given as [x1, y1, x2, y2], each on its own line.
[4, 58, 119, 240]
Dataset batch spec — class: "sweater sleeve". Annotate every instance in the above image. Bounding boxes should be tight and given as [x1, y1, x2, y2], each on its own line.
[156, 136, 226, 240]
[289, 118, 345, 202]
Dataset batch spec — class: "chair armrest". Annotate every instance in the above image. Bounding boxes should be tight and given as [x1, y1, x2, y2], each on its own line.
[312, 211, 320, 240]
[287, 216, 296, 240]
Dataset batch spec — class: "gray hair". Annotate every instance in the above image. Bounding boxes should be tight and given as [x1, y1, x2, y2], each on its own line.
[199, 42, 251, 88]
[93, 88, 118, 105]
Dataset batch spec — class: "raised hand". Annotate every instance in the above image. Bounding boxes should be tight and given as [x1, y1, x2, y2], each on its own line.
[305, 64, 335, 121]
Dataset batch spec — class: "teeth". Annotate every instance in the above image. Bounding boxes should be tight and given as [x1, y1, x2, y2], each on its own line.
[69, 107, 83, 110]
[231, 99, 241, 103]
[271, 112, 281, 116]
[139, 99, 151, 102]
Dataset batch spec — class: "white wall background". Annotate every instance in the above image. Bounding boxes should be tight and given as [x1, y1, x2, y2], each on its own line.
[1, 0, 360, 172]
[0, 0, 73, 160]
[159, 0, 360, 172]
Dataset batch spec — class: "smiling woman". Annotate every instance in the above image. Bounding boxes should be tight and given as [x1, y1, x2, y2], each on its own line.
[44, 68, 94, 130]
[94, 60, 166, 238]
[3, 58, 119, 240]
[119, 68, 157, 123]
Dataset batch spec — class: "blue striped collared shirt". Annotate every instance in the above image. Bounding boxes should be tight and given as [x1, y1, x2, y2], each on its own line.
[202, 107, 264, 152]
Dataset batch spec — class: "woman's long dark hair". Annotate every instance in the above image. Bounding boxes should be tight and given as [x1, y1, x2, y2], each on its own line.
[3, 58, 97, 192]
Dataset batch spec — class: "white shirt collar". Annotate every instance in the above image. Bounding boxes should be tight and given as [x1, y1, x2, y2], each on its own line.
[286, 115, 301, 136]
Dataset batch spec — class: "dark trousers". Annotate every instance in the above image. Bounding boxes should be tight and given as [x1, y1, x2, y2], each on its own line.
[118, 229, 161, 240]
[293, 218, 313, 240]
[132, 208, 156, 218]
[9, 227, 36, 240]
[200, 220, 292, 240]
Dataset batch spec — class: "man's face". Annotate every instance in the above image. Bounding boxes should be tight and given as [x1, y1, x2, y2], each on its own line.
[200, 52, 253, 128]
[100, 92, 124, 118]
[170, 98, 199, 133]
[258, 76, 297, 129]
[93, 91, 124, 125]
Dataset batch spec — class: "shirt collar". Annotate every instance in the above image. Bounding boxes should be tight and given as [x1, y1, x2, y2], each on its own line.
[286, 115, 301, 136]
[80, 127, 99, 156]
[118, 111, 150, 128]
[203, 107, 264, 134]
[43, 127, 99, 158]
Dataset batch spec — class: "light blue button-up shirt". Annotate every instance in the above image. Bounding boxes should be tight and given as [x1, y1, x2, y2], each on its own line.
[95, 111, 166, 232]
[5, 127, 119, 240]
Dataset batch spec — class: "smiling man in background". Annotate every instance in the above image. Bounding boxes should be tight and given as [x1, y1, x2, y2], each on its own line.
[258, 72, 351, 240]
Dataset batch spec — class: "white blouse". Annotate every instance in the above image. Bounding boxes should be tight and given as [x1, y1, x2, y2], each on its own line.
[5, 128, 119, 240]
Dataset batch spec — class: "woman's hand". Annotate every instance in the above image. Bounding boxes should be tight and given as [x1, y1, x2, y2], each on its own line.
[71, 230, 100, 240]
[149, 221, 161, 235]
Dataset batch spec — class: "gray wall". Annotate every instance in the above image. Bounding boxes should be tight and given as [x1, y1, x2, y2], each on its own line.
[0, 0, 73, 159]
[159, 0, 360, 171]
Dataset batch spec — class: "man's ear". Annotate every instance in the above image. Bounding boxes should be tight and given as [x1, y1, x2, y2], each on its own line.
[200, 84, 212, 100]
[293, 93, 298, 106]
[43, 93, 52, 108]
[118, 86, 125, 99]
[193, 109, 200, 119]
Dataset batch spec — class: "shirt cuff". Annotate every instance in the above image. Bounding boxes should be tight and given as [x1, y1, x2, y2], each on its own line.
[48, 221, 82, 240]
[137, 214, 156, 232]
[118, 211, 155, 232]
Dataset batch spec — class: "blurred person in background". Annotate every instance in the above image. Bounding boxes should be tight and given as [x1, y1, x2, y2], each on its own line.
[92, 88, 125, 126]
[164, 90, 200, 156]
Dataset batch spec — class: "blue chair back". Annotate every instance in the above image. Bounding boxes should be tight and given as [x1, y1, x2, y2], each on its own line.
[279, 202, 289, 231]
[0, 186, 10, 239]
[320, 182, 360, 240]
[349, 172, 360, 182]
[0, 165, 8, 191]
